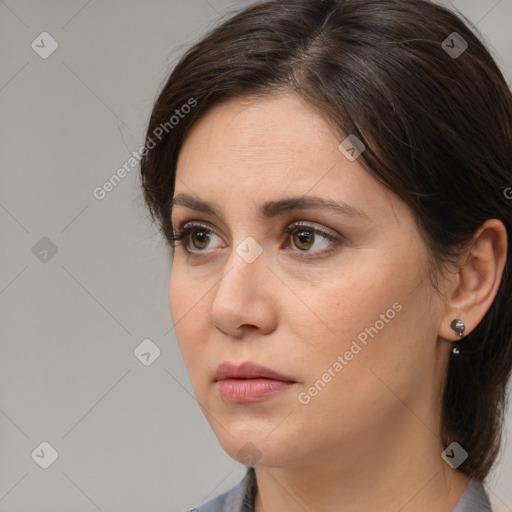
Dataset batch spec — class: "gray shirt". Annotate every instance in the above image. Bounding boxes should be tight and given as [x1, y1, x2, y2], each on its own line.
[186, 467, 492, 512]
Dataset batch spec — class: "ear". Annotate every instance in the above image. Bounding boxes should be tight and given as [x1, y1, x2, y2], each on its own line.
[439, 219, 508, 342]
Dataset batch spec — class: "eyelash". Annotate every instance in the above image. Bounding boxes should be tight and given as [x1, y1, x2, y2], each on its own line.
[170, 221, 343, 259]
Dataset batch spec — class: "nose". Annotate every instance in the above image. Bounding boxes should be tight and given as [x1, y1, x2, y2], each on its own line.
[207, 241, 278, 338]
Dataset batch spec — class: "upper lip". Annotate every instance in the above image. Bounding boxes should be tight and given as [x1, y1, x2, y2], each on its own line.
[214, 361, 296, 382]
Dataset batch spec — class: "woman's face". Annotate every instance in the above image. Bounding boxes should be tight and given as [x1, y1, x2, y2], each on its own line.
[169, 93, 449, 469]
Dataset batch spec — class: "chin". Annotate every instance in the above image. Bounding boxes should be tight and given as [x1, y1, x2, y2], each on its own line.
[212, 425, 302, 468]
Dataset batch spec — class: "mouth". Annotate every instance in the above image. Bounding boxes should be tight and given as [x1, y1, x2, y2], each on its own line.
[216, 378, 297, 403]
[214, 361, 297, 403]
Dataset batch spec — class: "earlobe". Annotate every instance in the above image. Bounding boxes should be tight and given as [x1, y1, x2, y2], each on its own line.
[439, 219, 508, 344]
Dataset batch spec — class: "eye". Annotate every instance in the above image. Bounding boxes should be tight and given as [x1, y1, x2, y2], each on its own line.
[282, 222, 342, 258]
[171, 221, 343, 258]
[171, 222, 223, 252]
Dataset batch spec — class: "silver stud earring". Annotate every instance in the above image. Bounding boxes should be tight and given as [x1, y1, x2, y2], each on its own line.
[451, 319, 465, 354]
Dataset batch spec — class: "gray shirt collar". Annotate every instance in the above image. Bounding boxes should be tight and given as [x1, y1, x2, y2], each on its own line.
[191, 467, 492, 512]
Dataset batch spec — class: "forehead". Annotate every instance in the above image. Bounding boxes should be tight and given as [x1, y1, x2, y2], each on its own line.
[178, 93, 349, 180]
[178, 93, 338, 167]
[174, 92, 400, 222]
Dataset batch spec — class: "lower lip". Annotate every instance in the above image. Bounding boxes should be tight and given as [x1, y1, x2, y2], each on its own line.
[216, 378, 295, 403]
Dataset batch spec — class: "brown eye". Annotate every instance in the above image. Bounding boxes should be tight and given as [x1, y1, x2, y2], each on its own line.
[190, 228, 212, 250]
[171, 223, 220, 252]
[291, 228, 316, 251]
[284, 223, 341, 258]
[172, 221, 343, 259]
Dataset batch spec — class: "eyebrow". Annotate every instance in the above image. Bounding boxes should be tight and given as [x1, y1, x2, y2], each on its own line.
[171, 193, 370, 220]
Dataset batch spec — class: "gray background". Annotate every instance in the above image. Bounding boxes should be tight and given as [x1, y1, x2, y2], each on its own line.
[0, 1, 511, 511]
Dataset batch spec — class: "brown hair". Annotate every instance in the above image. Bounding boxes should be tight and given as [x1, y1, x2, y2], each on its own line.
[140, 0, 512, 482]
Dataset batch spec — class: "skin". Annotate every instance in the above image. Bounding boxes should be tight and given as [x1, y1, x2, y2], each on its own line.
[169, 92, 507, 512]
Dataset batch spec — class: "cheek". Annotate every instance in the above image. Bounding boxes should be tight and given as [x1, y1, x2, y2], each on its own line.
[168, 265, 209, 376]
[293, 305, 425, 444]
[287, 258, 407, 356]
[291, 253, 432, 410]
[169, 262, 207, 328]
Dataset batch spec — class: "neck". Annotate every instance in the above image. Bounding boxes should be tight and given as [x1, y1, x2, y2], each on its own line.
[253, 418, 471, 512]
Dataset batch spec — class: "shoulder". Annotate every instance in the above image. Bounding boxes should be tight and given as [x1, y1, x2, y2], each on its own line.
[184, 468, 257, 512]
[452, 478, 493, 512]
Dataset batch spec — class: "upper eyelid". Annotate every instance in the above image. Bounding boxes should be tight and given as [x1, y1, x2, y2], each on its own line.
[173, 220, 339, 239]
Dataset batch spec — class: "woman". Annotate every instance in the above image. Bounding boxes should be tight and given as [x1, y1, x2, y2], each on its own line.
[140, 0, 511, 510]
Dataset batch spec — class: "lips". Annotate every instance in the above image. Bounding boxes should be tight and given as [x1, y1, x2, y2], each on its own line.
[213, 361, 296, 382]
[214, 361, 297, 403]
